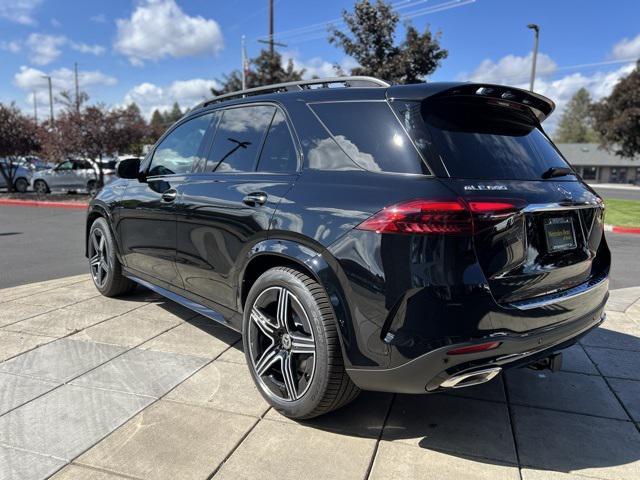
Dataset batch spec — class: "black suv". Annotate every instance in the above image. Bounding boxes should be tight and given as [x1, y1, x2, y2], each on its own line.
[87, 77, 609, 419]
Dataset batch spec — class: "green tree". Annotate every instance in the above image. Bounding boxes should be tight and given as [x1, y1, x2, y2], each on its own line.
[149, 109, 167, 143]
[554, 88, 599, 143]
[591, 60, 640, 158]
[213, 49, 305, 95]
[165, 102, 183, 124]
[0, 103, 40, 192]
[328, 0, 448, 84]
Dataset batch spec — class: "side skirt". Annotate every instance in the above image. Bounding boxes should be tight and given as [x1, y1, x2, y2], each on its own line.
[124, 270, 242, 332]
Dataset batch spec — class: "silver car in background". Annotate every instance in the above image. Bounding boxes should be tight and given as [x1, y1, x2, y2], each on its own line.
[0, 160, 32, 192]
[31, 159, 115, 195]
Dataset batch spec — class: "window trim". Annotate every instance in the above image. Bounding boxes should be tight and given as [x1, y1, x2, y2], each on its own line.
[144, 110, 219, 179]
[193, 101, 303, 176]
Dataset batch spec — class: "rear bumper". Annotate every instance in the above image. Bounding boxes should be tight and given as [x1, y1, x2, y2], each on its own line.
[346, 295, 606, 394]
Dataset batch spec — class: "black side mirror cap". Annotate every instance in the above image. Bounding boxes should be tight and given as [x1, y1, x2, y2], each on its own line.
[116, 158, 144, 181]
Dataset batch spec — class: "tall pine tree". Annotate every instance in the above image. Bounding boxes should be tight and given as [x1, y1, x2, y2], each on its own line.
[554, 88, 598, 143]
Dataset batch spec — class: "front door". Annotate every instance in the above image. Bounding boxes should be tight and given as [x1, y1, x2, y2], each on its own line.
[117, 111, 217, 287]
[175, 105, 300, 310]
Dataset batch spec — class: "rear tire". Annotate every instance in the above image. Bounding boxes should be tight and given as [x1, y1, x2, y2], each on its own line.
[243, 266, 360, 419]
[88, 217, 136, 297]
[14, 177, 28, 193]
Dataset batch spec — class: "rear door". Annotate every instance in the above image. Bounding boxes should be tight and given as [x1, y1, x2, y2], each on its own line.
[175, 104, 299, 310]
[117, 111, 217, 287]
[390, 94, 607, 304]
[48, 160, 74, 189]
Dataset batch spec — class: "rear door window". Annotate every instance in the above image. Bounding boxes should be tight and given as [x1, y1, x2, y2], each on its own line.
[309, 101, 428, 174]
[391, 99, 575, 180]
[205, 105, 275, 173]
[256, 110, 298, 173]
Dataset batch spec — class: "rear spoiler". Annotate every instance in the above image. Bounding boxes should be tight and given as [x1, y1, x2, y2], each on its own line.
[386, 82, 555, 123]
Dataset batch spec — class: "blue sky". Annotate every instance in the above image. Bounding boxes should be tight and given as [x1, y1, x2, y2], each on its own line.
[1, 0, 639, 131]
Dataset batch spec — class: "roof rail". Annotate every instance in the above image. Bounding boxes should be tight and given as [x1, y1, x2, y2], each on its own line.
[199, 76, 390, 108]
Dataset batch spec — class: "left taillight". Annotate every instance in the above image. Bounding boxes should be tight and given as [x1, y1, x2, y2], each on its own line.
[356, 199, 522, 235]
[355, 200, 473, 235]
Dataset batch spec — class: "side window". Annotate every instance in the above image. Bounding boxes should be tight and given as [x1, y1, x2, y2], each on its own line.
[256, 110, 298, 173]
[205, 105, 275, 173]
[310, 102, 425, 174]
[74, 160, 92, 170]
[148, 113, 215, 177]
[56, 161, 73, 171]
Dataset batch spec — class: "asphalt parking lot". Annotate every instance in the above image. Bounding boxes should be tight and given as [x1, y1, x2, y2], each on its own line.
[0, 275, 639, 479]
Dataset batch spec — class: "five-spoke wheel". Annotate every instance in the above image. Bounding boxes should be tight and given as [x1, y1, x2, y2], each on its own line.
[89, 227, 110, 288]
[247, 286, 316, 401]
[243, 267, 360, 419]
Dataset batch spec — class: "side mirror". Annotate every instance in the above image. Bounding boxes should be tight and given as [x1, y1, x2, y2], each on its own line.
[116, 158, 144, 181]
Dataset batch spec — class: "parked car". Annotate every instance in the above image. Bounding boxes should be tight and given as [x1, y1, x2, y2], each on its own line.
[20, 156, 55, 172]
[32, 158, 114, 195]
[86, 77, 610, 419]
[0, 159, 32, 192]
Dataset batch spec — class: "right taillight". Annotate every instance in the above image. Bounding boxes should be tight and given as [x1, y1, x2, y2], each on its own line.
[356, 198, 522, 235]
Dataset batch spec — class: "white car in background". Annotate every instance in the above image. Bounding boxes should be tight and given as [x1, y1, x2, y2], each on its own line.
[31, 158, 115, 195]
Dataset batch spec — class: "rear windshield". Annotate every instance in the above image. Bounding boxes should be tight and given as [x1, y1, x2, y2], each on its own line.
[390, 98, 575, 181]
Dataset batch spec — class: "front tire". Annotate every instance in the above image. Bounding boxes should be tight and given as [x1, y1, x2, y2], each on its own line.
[243, 267, 359, 419]
[34, 179, 49, 194]
[88, 217, 136, 297]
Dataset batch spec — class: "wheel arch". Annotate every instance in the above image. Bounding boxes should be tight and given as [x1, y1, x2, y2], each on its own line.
[238, 239, 358, 368]
[85, 204, 114, 258]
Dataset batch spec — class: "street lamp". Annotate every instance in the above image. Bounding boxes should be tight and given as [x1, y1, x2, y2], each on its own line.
[527, 24, 540, 92]
[41, 75, 54, 123]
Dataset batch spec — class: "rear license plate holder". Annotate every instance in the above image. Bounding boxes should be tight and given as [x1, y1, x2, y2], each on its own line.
[544, 216, 577, 253]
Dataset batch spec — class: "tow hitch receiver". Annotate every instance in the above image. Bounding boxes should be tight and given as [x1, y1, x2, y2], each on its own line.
[528, 352, 563, 372]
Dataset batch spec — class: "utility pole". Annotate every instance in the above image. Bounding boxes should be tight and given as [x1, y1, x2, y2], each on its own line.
[41, 75, 54, 124]
[269, 0, 274, 58]
[257, 0, 287, 83]
[33, 91, 38, 124]
[74, 62, 80, 113]
[241, 35, 247, 90]
[527, 24, 540, 92]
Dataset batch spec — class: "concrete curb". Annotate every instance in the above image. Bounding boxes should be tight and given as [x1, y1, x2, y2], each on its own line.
[0, 198, 88, 210]
[604, 224, 640, 235]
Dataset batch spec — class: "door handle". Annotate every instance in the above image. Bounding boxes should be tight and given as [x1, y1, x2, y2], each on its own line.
[161, 189, 178, 202]
[243, 192, 268, 206]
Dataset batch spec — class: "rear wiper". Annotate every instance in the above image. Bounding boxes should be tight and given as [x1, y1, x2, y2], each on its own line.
[542, 167, 574, 179]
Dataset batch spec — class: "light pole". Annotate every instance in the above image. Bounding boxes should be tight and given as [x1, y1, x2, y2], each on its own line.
[527, 24, 540, 92]
[41, 75, 54, 123]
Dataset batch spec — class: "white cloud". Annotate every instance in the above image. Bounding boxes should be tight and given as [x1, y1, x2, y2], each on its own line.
[13, 65, 117, 115]
[0, 0, 42, 25]
[0, 41, 21, 53]
[26, 33, 66, 65]
[462, 52, 557, 84]
[611, 33, 640, 60]
[25, 34, 106, 65]
[114, 0, 223, 66]
[459, 51, 636, 133]
[70, 42, 105, 56]
[282, 52, 359, 79]
[123, 78, 219, 118]
[90, 13, 106, 23]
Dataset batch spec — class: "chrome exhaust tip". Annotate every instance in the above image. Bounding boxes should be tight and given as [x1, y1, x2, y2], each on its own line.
[440, 367, 502, 389]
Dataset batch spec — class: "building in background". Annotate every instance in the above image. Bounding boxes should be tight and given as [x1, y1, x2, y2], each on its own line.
[558, 143, 640, 184]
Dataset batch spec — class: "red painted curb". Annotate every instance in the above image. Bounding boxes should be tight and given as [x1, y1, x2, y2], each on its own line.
[0, 198, 88, 210]
[610, 225, 640, 235]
